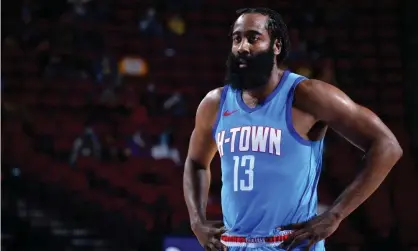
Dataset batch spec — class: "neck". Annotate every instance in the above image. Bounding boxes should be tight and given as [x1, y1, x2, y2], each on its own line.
[243, 67, 283, 101]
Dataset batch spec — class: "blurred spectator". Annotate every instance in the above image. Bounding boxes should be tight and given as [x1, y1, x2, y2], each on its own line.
[153, 0, 202, 12]
[129, 105, 149, 126]
[138, 8, 163, 37]
[167, 14, 186, 36]
[21, 0, 37, 24]
[309, 26, 329, 60]
[100, 87, 118, 106]
[317, 58, 338, 85]
[37, 0, 68, 20]
[93, 52, 118, 84]
[141, 83, 159, 116]
[3, 36, 24, 58]
[43, 54, 72, 78]
[69, 126, 102, 166]
[101, 134, 121, 162]
[40, 17, 94, 79]
[67, 0, 92, 19]
[124, 130, 148, 157]
[163, 92, 187, 117]
[295, 64, 313, 78]
[288, 28, 308, 61]
[151, 130, 181, 165]
[323, 0, 351, 26]
[123, 86, 139, 108]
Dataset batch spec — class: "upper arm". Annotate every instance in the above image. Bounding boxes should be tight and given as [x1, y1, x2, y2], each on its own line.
[295, 80, 399, 151]
[186, 88, 223, 167]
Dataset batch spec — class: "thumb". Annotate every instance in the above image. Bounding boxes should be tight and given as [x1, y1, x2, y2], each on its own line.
[213, 226, 227, 236]
[207, 220, 224, 228]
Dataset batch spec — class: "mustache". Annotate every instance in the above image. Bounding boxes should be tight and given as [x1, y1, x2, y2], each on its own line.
[227, 48, 275, 70]
[227, 54, 263, 70]
[225, 47, 275, 90]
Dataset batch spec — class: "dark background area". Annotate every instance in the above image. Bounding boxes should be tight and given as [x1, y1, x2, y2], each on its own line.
[2, 0, 418, 250]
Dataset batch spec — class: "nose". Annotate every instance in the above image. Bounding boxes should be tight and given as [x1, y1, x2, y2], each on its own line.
[237, 39, 250, 55]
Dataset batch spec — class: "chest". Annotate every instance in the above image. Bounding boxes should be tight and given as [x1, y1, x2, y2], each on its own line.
[215, 109, 288, 157]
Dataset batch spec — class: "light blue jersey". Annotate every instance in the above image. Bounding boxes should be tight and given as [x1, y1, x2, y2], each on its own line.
[212, 71, 325, 250]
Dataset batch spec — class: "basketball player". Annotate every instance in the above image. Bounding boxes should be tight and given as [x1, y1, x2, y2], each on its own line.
[183, 8, 402, 251]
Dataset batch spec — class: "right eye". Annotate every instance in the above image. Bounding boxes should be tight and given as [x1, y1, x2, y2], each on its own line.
[232, 36, 241, 43]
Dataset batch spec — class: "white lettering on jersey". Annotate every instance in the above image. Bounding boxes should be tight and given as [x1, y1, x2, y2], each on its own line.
[216, 126, 282, 157]
[238, 126, 251, 151]
[251, 126, 269, 152]
[229, 127, 240, 153]
[216, 130, 225, 157]
[269, 128, 282, 155]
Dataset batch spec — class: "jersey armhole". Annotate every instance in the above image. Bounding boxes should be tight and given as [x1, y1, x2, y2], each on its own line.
[285, 77, 313, 146]
[212, 85, 230, 137]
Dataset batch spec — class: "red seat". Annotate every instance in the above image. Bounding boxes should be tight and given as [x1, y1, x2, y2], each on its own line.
[34, 119, 57, 135]
[40, 165, 71, 185]
[77, 156, 98, 171]
[60, 121, 84, 136]
[66, 95, 86, 108]
[54, 136, 75, 152]
[130, 184, 159, 204]
[393, 156, 418, 245]
[101, 196, 128, 212]
[24, 155, 52, 175]
[133, 208, 154, 230]
[65, 171, 90, 192]
[40, 93, 63, 107]
[362, 180, 394, 236]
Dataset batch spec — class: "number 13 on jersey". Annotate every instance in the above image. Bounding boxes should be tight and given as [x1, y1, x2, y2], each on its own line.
[233, 155, 255, 192]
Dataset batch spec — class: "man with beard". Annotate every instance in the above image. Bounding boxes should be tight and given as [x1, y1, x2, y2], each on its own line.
[183, 8, 402, 251]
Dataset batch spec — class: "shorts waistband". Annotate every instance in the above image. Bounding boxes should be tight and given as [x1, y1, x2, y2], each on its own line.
[221, 231, 293, 247]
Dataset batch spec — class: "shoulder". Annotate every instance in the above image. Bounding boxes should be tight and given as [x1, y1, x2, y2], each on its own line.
[195, 87, 225, 129]
[198, 87, 225, 113]
[293, 78, 358, 120]
[295, 79, 342, 98]
[204, 87, 225, 104]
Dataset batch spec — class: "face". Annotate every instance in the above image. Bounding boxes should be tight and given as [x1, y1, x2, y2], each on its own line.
[225, 13, 281, 91]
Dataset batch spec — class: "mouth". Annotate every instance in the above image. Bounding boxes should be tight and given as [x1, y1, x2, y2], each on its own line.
[238, 58, 247, 68]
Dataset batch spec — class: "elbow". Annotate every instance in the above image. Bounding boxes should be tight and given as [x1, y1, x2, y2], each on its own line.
[393, 141, 403, 160]
[384, 136, 403, 161]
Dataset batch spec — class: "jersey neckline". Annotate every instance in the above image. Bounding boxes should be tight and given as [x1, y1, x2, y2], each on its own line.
[236, 70, 290, 113]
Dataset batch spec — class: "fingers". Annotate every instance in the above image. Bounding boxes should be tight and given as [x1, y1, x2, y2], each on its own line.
[212, 237, 226, 250]
[280, 230, 310, 250]
[205, 237, 226, 251]
[286, 233, 311, 251]
[204, 242, 215, 251]
[304, 238, 316, 251]
[212, 226, 227, 236]
[280, 222, 306, 230]
[280, 229, 304, 247]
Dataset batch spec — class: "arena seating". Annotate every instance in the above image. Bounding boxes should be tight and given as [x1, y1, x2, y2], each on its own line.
[2, 0, 417, 248]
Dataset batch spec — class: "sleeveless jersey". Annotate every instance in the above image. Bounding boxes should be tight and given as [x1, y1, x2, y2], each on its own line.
[212, 71, 325, 246]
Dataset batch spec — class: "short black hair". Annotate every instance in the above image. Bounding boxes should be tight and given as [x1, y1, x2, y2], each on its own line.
[230, 7, 290, 64]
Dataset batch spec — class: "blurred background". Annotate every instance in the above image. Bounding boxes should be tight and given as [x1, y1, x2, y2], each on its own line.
[1, 0, 418, 250]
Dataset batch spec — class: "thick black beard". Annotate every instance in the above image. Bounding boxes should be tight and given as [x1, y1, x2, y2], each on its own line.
[225, 46, 275, 91]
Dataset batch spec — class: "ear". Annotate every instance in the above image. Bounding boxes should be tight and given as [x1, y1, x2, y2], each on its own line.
[273, 39, 282, 56]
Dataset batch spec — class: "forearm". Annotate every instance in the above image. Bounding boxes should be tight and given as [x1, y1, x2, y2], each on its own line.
[329, 138, 402, 221]
[183, 158, 211, 227]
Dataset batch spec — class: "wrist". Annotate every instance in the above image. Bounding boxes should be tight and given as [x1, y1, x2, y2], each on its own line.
[190, 214, 205, 230]
[327, 207, 345, 223]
